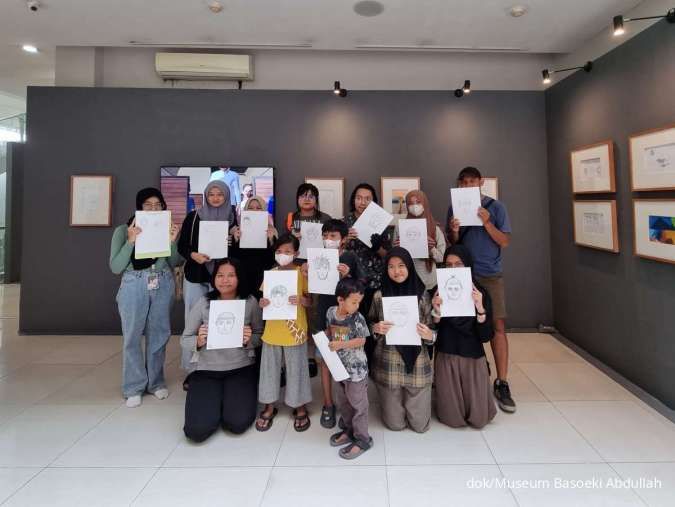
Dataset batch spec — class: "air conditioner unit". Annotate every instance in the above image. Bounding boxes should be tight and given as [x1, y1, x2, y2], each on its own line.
[155, 53, 253, 81]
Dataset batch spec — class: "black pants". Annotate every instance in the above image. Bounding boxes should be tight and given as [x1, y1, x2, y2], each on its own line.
[360, 288, 377, 372]
[183, 365, 258, 442]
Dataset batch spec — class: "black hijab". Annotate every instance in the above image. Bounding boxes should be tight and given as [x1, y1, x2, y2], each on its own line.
[382, 247, 426, 373]
[127, 187, 167, 271]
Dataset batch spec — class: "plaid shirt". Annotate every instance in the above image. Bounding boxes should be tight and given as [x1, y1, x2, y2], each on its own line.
[369, 291, 436, 389]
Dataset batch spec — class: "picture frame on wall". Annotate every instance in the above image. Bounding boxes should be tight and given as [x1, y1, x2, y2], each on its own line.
[633, 199, 675, 265]
[572, 200, 619, 253]
[629, 124, 675, 191]
[69, 175, 113, 227]
[570, 141, 616, 194]
[481, 177, 499, 200]
[305, 177, 344, 219]
[381, 177, 421, 219]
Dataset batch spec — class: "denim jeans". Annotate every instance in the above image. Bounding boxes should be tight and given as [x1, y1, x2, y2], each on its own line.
[181, 279, 210, 369]
[117, 268, 175, 397]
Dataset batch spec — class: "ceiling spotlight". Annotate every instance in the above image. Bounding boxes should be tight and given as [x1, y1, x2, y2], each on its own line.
[541, 61, 592, 85]
[542, 69, 551, 84]
[207, 1, 224, 13]
[22, 44, 39, 53]
[462, 80, 471, 94]
[612, 8, 675, 36]
[333, 81, 348, 97]
[353, 1, 385, 17]
[509, 5, 529, 17]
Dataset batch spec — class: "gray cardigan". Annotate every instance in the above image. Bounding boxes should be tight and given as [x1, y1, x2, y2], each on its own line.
[181, 295, 264, 374]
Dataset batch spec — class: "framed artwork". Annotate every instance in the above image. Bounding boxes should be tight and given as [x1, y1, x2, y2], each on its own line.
[633, 199, 675, 265]
[570, 141, 616, 193]
[305, 177, 344, 219]
[69, 175, 113, 227]
[481, 177, 499, 200]
[572, 200, 619, 253]
[629, 124, 675, 191]
[381, 177, 421, 219]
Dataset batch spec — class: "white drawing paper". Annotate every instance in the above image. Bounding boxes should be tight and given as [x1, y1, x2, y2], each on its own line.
[436, 267, 476, 317]
[71, 177, 110, 225]
[312, 331, 350, 381]
[240, 211, 268, 249]
[206, 300, 246, 350]
[450, 187, 483, 227]
[134, 210, 171, 259]
[298, 221, 324, 259]
[198, 220, 229, 259]
[263, 270, 298, 321]
[398, 219, 429, 259]
[307, 248, 340, 295]
[353, 202, 394, 247]
[644, 142, 675, 174]
[382, 295, 421, 346]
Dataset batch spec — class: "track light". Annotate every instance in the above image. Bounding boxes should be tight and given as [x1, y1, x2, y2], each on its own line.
[333, 80, 348, 97]
[541, 61, 592, 85]
[612, 8, 675, 36]
[454, 79, 471, 98]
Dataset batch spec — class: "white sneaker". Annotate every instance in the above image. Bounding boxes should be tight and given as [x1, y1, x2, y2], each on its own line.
[153, 388, 169, 400]
[126, 395, 142, 408]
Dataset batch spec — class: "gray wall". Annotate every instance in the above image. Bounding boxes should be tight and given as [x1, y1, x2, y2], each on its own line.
[546, 19, 675, 408]
[22, 87, 552, 334]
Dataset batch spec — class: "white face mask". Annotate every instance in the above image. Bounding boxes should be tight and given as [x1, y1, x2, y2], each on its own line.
[408, 204, 424, 217]
[323, 239, 340, 249]
[275, 253, 295, 266]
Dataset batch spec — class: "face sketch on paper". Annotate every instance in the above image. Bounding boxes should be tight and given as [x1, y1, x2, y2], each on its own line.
[313, 254, 331, 281]
[305, 227, 320, 241]
[368, 214, 385, 230]
[242, 216, 252, 228]
[389, 301, 409, 327]
[404, 227, 421, 242]
[270, 285, 289, 308]
[215, 312, 236, 334]
[444, 276, 463, 301]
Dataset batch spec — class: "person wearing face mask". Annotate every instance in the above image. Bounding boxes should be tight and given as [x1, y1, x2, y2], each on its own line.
[392, 190, 447, 294]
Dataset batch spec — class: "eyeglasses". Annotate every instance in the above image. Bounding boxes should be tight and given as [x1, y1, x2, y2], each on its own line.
[300, 194, 316, 201]
[142, 203, 163, 211]
[355, 196, 372, 203]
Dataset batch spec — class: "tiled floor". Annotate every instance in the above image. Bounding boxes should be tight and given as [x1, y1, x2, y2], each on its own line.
[0, 284, 674, 506]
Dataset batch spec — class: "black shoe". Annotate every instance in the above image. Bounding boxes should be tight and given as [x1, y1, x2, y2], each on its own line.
[320, 405, 337, 429]
[494, 379, 516, 413]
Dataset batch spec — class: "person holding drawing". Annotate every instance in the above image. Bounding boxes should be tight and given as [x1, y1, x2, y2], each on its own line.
[446, 166, 515, 413]
[432, 245, 496, 429]
[285, 183, 332, 236]
[109, 187, 180, 408]
[181, 259, 264, 441]
[369, 247, 436, 433]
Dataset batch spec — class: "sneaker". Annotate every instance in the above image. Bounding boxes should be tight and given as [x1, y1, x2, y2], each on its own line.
[153, 388, 169, 400]
[126, 395, 142, 408]
[494, 379, 516, 413]
[320, 405, 337, 429]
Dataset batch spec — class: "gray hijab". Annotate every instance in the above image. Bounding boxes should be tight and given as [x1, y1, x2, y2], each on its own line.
[198, 180, 234, 222]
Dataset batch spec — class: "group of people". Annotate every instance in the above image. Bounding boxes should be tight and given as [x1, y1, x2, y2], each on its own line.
[109, 166, 513, 460]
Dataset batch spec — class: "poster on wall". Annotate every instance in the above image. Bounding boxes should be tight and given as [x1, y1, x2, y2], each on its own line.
[305, 177, 344, 219]
[481, 177, 499, 200]
[633, 199, 675, 265]
[381, 177, 420, 219]
[573, 200, 619, 253]
[570, 141, 616, 194]
[630, 125, 675, 191]
[69, 175, 113, 227]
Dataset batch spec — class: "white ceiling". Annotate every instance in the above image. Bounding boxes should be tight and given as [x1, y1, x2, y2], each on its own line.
[0, 0, 645, 98]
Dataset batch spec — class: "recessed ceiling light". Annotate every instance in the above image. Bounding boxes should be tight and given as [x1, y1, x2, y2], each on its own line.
[22, 44, 39, 53]
[207, 1, 223, 13]
[509, 5, 529, 17]
[354, 1, 385, 17]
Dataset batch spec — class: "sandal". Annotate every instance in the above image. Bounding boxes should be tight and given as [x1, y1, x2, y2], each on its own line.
[255, 407, 278, 432]
[320, 405, 336, 429]
[339, 437, 373, 460]
[293, 409, 311, 432]
[329, 430, 353, 447]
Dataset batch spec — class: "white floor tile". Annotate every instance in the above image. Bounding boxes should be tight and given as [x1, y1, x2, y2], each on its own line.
[0, 364, 93, 404]
[260, 466, 389, 507]
[0, 404, 29, 426]
[133, 467, 271, 507]
[34, 336, 121, 365]
[3, 468, 156, 507]
[506, 333, 583, 363]
[500, 463, 645, 506]
[481, 402, 602, 464]
[387, 465, 517, 507]
[611, 462, 675, 507]
[555, 401, 675, 462]
[0, 468, 41, 504]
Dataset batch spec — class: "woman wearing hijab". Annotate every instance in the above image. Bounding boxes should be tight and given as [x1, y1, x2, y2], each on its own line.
[432, 245, 497, 429]
[109, 187, 181, 408]
[369, 247, 436, 433]
[392, 190, 447, 293]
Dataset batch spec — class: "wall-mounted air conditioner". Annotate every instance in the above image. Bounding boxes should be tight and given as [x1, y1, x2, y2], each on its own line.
[155, 53, 253, 81]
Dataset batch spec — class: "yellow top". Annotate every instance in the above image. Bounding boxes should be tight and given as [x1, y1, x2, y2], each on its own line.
[261, 266, 309, 346]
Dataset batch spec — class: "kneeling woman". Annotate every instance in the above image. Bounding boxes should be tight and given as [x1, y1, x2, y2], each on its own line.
[181, 258, 264, 442]
[432, 245, 496, 429]
[370, 247, 436, 433]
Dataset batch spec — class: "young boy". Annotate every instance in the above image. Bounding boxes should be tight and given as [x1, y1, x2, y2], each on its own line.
[256, 234, 313, 432]
[315, 219, 364, 428]
[326, 278, 372, 459]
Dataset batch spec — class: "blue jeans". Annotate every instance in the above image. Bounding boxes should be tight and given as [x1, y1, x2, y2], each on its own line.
[181, 279, 210, 369]
[117, 268, 175, 397]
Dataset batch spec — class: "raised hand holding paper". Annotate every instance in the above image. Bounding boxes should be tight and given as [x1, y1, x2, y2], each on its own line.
[134, 211, 171, 259]
[436, 267, 476, 317]
[263, 270, 298, 321]
[240, 211, 268, 249]
[353, 202, 394, 247]
[206, 300, 246, 350]
[451, 187, 483, 227]
[312, 332, 350, 381]
[298, 221, 324, 259]
[308, 248, 340, 295]
[382, 295, 420, 345]
[398, 219, 428, 259]
[198, 220, 229, 259]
